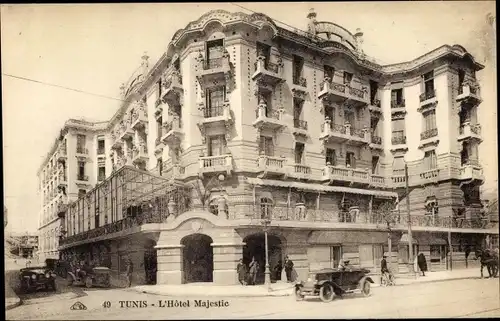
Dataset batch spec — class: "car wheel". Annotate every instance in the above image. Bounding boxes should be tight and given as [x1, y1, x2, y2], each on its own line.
[295, 287, 304, 301]
[362, 281, 371, 296]
[85, 277, 93, 288]
[319, 284, 335, 303]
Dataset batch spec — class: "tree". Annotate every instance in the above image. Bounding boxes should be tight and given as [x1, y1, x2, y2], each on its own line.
[375, 201, 398, 270]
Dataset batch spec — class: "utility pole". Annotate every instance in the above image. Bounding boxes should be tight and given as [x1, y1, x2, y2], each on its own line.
[405, 163, 416, 278]
[262, 216, 271, 291]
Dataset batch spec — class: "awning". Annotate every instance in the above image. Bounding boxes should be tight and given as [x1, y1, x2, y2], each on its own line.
[309, 230, 389, 244]
[399, 233, 418, 244]
[245, 178, 397, 198]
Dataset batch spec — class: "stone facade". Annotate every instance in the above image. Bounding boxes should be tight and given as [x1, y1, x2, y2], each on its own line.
[50, 9, 497, 286]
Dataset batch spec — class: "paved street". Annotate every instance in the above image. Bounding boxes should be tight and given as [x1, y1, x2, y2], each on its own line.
[6, 278, 499, 320]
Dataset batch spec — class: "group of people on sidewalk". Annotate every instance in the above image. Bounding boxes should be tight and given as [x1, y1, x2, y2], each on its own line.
[379, 252, 429, 285]
[236, 256, 296, 285]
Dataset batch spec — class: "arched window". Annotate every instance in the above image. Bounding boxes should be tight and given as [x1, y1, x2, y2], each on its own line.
[208, 196, 228, 217]
[260, 197, 274, 219]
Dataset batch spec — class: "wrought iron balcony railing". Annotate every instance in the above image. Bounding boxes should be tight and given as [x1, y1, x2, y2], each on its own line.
[419, 89, 436, 102]
[420, 128, 438, 140]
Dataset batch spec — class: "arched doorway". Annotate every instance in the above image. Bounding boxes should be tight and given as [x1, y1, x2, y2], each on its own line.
[243, 233, 283, 284]
[181, 234, 214, 283]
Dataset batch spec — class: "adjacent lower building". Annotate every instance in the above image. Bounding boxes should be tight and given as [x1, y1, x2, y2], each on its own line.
[42, 9, 498, 286]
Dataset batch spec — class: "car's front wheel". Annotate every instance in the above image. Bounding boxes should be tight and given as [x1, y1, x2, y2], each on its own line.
[295, 287, 304, 301]
[361, 280, 371, 296]
[319, 284, 335, 302]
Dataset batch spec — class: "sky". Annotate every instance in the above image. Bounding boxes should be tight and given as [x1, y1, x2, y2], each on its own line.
[1, 2, 497, 233]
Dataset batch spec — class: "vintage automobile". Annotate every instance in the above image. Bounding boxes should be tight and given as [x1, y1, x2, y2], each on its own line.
[67, 266, 111, 288]
[294, 266, 374, 302]
[19, 266, 57, 293]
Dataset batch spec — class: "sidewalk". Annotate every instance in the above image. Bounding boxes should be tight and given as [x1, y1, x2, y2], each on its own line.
[132, 281, 295, 297]
[4, 262, 22, 310]
[131, 268, 482, 297]
[5, 284, 22, 310]
[373, 268, 482, 288]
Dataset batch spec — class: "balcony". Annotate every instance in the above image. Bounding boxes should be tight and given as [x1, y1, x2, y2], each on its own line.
[154, 136, 165, 154]
[252, 55, 284, 87]
[390, 100, 406, 114]
[369, 135, 383, 150]
[317, 77, 368, 107]
[198, 155, 233, 177]
[390, 135, 408, 152]
[75, 147, 89, 158]
[196, 53, 231, 92]
[161, 117, 184, 146]
[418, 168, 441, 184]
[368, 98, 382, 114]
[162, 70, 183, 107]
[291, 119, 308, 137]
[97, 175, 106, 182]
[456, 83, 481, 105]
[57, 174, 67, 188]
[110, 133, 123, 150]
[419, 128, 439, 148]
[458, 123, 482, 142]
[458, 164, 484, 183]
[419, 89, 438, 109]
[117, 121, 134, 140]
[288, 163, 312, 180]
[131, 108, 148, 130]
[132, 144, 148, 165]
[370, 174, 386, 188]
[56, 199, 68, 218]
[391, 175, 407, 188]
[256, 155, 287, 178]
[75, 174, 91, 186]
[290, 77, 308, 101]
[321, 165, 370, 186]
[319, 118, 368, 146]
[252, 101, 285, 131]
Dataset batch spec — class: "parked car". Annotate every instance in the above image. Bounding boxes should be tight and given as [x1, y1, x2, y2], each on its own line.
[19, 266, 57, 293]
[295, 266, 374, 302]
[67, 266, 111, 288]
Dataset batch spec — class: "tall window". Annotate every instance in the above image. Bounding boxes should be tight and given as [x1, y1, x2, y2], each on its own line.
[259, 136, 274, 156]
[157, 116, 163, 138]
[98, 166, 106, 181]
[326, 148, 336, 166]
[76, 134, 86, 153]
[97, 139, 105, 155]
[369, 80, 379, 104]
[393, 157, 405, 176]
[208, 135, 226, 156]
[157, 158, 163, 176]
[205, 86, 226, 117]
[293, 98, 303, 128]
[78, 161, 85, 180]
[78, 189, 86, 198]
[391, 88, 404, 107]
[391, 119, 406, 143]
[256, 42, 271, 68]
[325, 106, 335, 124]
[206, 39, 224, 69]
[324, 65, 335, 80]
[371, 117, 379, 135]
[260, 197, 273, 219]
[292, 55, 304, 85]
[422, 110, 437, 132]
[330, 245, 342, 269]
[422, 71, 435, 96]
[346, 152, 356, 168]
[294, 142, 305, 164]
[343, 71, 353, 85]
[258, 90, 273, 117]
[345, 110, 355, 126]
[424, 150, 437, 170]
[157, 79, 163, 100]
[372, 156, 380, 174]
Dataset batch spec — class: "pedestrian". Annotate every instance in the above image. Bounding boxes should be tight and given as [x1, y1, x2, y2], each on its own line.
[380, 255, 390, 285]
[248, 256, 259, 285]
[284, 256, 294, 282]
[125, 258, 134, 287]
[274, 260, 283, 281]
[417, 252, 428, 276]
[236, 258, 247, 285]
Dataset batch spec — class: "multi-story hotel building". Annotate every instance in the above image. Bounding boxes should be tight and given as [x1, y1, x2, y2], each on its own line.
[37, 119, 109, 261]
[43, 9, 497, 285]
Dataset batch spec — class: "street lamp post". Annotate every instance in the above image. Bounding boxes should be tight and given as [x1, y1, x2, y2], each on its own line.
[405, 163, 416, 278]
[261, 216, 272, 290]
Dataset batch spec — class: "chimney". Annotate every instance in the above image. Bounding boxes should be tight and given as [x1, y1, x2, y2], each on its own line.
[354, 28, 364, 56]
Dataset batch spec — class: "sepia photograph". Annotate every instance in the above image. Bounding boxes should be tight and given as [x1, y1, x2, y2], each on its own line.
[2, 1, 498, 319]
